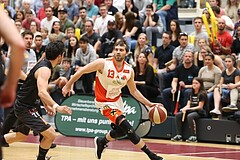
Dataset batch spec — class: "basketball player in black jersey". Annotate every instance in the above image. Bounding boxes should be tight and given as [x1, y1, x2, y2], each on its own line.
[0, 7, 25, 160]
[1, 41, 72, 160]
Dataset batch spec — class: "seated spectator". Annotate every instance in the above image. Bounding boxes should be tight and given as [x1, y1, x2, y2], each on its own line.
[231, 26, 240, 57]
[162, 51, 199, 115]
[134, 0, 151, 24]
[197, 45, 225, 71]
[50, 58, 74, 104]
[115, 12, 126, 33]
[75, 7, 91, 34]
[52, 0, 60, 17]
[40, 6, 60, 35]
[212, 6, 234, 36]
[122, 0, 139, 19]
[40, 27, 50, 46]
[94, 20, 123, 58]
[198, 53, 222, 114]
[134, 33, 152, 65]
[104, 0, 118, 16]
[33, 35, 46, 61]
[153, 0, 178, 31]
[51, 21, 66, 42]
[224, 0, 239, 23]
[64, 0, 79, 24]
[93, 3, 114, 37]
[82, 20, 100, 47]
[153, 31, 175, 94]
[210, 55, 240, 116]
[209, 0, 225, 16]
[74, 36, 97, 93]
[85, 0, 99, 22]
[15, 10, 25, 21]
[22, 0, 36, 17]
[193, 38, 208, 69]
[133, 52, 160, 100]
[15, 19, 24, 34]
[22, 10, 41, 31]
[58, 7, 75, 33]
[64, 27, 75, 48]
[65, 36, 79, 65]
[37, 0, 51, 21]
[123, 11, 142, 52]
[30, 21, 41, 47]
[189, 17, 209, 50]
[171, 77, 207, 143]
[143, 4, 163, 47]
[169, 19, 181, 47]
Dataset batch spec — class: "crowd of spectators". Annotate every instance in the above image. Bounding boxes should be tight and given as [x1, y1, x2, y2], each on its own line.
[0, 0, 240, 143]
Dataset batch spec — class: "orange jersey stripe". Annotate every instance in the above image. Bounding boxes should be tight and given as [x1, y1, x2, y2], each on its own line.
[95, 77, 121, 102]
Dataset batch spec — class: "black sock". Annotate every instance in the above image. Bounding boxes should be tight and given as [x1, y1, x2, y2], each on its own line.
[141, 145, 154, 156]
[37, 146, 49, 160]
[100, 136, 109, 145]
[1, 136, 8, 145]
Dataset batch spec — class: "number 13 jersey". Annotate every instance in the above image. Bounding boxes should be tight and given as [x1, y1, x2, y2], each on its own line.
[95, 58, 132, 102]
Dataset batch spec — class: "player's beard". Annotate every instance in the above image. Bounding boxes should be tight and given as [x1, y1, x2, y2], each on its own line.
[114, 54, 124, 62]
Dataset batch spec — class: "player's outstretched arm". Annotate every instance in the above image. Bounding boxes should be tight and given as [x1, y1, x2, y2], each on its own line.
[36, 67, 72, 115]
[62, 58, 105, 96]
[0, 7, 25, 107]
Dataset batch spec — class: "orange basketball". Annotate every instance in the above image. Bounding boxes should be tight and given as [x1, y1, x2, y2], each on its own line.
[148, 104, 167, 124]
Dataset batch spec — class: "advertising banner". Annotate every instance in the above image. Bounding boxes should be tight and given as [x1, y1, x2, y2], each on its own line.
[55, 94, 146, 137]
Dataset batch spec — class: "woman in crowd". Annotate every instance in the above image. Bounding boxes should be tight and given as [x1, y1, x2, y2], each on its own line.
[169, 19, 181, 47]
[134, 33, 153, 65]
[196, 45, 225, 71]
[201, 8, 212, 34]
[209, 0, 225, 15]
[51, 21, 65, 42]
[171, 77, 207, 143]
[124, 11, 142, 52]
[231, 26, 240, 57]
[15, 10, 25, 21]
[224, 0, 240, 23]
[30, 21, 41, 48]
[198, 53, 222, 114]
[210, 55, 240, 116]
[122, 0, 139, 19]
[65, 36, 79, 65]
[133, 52, 160, 100]
[115, 12, 126, 33]
[193, 39, 208, 69]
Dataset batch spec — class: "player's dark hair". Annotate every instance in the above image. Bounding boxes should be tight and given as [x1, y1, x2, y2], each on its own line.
[45, 41, 65, 60]
[21, 30, 34, 38]
[114, 39, 129, 52]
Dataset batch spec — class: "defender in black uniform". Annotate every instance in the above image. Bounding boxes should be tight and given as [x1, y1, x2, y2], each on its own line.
[2, 41, 72, 160]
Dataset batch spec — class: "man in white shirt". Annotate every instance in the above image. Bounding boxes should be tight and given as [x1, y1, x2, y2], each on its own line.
[40, 6, 60, 34]
[94, 3, 114, 37]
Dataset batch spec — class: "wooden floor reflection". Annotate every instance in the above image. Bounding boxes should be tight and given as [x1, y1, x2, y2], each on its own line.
[3, 134, 240, 160]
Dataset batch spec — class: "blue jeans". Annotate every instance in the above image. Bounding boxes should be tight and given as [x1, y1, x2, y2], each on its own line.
[156, 10, 167, 32]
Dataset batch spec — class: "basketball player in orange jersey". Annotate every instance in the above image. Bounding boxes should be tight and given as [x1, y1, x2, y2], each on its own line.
[62, 39, 163, 160]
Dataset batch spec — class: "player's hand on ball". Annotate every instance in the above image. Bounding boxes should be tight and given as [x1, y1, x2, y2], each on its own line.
[56, 105, 72, 115]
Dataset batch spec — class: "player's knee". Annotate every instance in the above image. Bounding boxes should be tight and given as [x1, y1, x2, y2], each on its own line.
[42, 127, 57, 142]
[119, 119, 140, 144]
[110, 123, 125, 138]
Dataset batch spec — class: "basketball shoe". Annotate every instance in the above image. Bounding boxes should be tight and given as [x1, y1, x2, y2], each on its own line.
[94, 137, 108, 159]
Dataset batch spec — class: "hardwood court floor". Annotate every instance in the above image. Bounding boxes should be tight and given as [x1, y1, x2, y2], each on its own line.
[3, 134, 240, 160]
